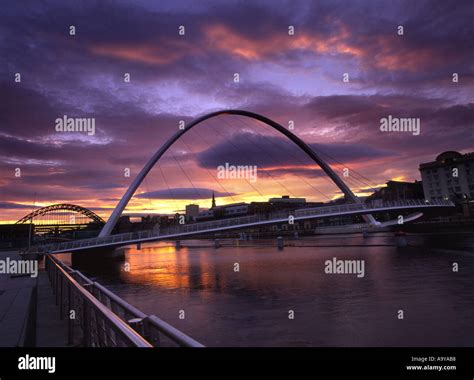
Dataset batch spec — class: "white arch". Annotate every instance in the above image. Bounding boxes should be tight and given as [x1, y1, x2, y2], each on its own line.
[99, 110, 376, 237]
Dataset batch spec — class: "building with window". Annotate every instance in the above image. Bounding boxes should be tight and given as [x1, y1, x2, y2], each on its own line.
[365, 180, 424, 205]
[185, 204, 199, 222]
[419, 151, 474, 201]
[194, 195, 317, 221]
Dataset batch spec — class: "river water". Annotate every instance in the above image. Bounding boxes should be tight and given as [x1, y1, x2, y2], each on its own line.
[63, 232, 474, 347]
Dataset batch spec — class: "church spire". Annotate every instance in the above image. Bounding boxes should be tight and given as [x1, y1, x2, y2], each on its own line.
[211, 191, 216, 209]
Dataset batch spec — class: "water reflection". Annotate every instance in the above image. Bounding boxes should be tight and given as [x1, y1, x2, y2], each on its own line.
[64, 233, 474, 347]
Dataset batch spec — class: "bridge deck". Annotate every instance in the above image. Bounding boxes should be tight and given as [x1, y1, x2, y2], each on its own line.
[27, 199, 454, 254]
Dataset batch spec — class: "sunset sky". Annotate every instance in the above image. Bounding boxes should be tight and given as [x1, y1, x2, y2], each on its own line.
[1, 0, 473, 223]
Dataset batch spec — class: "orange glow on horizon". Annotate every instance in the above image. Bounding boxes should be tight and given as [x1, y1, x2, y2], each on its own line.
[1, 166, 411, 223]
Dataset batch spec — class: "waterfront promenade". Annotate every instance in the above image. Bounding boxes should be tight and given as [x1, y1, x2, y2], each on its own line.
[0, 250, 37, 346]
[0, 250, 68, 347]
[0, 250, 203, 347]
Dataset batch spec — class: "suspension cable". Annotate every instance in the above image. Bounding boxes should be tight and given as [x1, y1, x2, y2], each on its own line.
[170, 151, 207, 201]
[212, 116, 298, 198]
[157, 162, 180, 213]
[178, 131, 237, 203]
[204, 118, 265, 197]
[238, 116, 333, 201]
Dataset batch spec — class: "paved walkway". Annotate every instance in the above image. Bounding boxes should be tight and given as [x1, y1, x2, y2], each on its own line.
[0, 250, 36, 346]
[0, 250, 68, 347]
[35, 269, 69, 346]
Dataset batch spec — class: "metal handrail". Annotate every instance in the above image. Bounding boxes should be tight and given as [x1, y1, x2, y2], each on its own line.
[92, 281, 204, 346]
[147, 315, 204, 347]
[45, 254, 152, 347]
[45, 254, 204, 347]
[93, 282, 147, 319]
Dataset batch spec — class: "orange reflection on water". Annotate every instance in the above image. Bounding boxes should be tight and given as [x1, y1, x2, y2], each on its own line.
[121, 243, 191, 289]
[118, 242, 225, 299]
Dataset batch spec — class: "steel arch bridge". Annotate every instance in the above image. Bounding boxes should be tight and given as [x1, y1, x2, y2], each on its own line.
[16, 203, 105, 225]
[99, 109, 377, 237]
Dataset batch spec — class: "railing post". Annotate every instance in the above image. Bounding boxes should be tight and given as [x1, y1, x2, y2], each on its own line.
[59, 273, 64, 320]
[277, 236, 284, 250]
[67, 282, 74, 345]
[128, 317, 145, 336]
[83, 298, 91, 347]
[55, 269, 59, 305]
[142, 316, 160, 347]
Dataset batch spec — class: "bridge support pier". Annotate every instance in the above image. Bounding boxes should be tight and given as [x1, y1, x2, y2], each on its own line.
[175, 240, 181, 250]
[395, 232, 408, 248]
[277, 236, 284, 250]
[71, 248, 125, 267]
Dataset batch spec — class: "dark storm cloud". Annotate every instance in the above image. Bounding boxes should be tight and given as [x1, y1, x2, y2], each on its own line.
[0, 79, 184, 150]
[312, 142, 399, 163]
[0, 133, 64, 159]
[196, 131, 397, 169]
[0, 168, 125, 207]
[0, 202, 36, 210]
[0, 82, 63, 138]
[0, 110, 183, 170]
[135, 188, 234, 200]
[306, 93, 472, 126]
[303, 95, 474, 154]
[0, 184, 94, 203]
[260, 167, 325, 179]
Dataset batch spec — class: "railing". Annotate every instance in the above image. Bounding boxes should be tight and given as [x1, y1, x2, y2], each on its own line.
[294, 198, 453, 217]
[45, 254, 204, 347]
[32, 199, 454, 254]
[45, 254, 152, 347]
